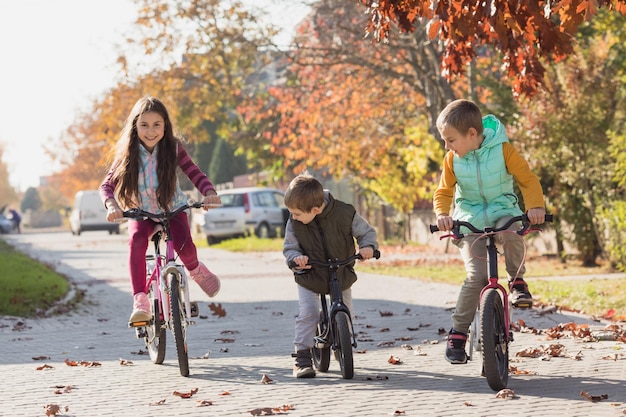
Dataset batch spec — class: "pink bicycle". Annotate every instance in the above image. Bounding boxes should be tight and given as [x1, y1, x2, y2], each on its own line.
[430, 213, 552, 391]
[123, 202, 210, 377]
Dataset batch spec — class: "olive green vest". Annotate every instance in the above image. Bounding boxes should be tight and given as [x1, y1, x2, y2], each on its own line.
[292, 193, 357, 294]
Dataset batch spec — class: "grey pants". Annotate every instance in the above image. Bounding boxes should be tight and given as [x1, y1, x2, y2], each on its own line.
[451, 216, 526, 334]
[293, 285, 353, 351]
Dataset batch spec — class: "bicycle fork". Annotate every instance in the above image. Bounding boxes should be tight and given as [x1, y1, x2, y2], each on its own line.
[161, 263, 199, 325]
[330, 275, 358, 349]
[480, 234, 513, 344]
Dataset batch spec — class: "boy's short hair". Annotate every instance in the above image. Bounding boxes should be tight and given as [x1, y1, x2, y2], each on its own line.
[436, 99, 484, 136]
[284, 173, 325, 212]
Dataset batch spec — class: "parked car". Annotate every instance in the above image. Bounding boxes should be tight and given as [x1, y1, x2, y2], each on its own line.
[202, 187, 287, 244]
[70, 190, 120, 235]
[0, 213, 16, 233]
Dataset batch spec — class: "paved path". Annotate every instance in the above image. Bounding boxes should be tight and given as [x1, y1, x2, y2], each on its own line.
[1, 231, 625, 417]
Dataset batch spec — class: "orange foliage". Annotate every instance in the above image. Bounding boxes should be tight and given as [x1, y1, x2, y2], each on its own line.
[360, 0, 626, 97]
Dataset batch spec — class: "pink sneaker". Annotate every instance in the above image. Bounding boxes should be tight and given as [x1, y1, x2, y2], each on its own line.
[188, 262, 220, 297]
[130, 292, 151, 323]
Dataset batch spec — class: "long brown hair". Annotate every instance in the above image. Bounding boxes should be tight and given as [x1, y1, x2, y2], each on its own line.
[109, 96, 179, 211]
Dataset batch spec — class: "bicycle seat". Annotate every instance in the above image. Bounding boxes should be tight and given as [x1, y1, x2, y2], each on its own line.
[149, 224, 164, 241]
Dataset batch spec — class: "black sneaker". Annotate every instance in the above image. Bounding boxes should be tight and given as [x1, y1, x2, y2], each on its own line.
[510, 279, 533, 309]
[445, 329, 468, 364]
[292, 350, 316, 378]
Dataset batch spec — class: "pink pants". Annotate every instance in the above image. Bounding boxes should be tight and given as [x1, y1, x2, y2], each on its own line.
[127, 212, 199, 295]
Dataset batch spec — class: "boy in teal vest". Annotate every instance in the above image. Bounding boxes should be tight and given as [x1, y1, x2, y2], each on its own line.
[433, 99, 546, 364]
[283, 173, 379, 378]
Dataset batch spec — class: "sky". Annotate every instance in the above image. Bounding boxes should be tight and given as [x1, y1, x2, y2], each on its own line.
[0, 0, 309, 192]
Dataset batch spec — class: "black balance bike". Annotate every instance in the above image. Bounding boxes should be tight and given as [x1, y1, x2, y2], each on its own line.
[290, 249, 381, 379]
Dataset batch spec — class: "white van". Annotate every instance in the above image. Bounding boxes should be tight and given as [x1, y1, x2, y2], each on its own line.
[70, 190, 120, 235]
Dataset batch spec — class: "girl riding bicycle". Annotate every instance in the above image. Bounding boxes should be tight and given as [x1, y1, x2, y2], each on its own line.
[283, 173, 379, 378]
[433, 99, 546, 365]
[100, 96, 221, 324]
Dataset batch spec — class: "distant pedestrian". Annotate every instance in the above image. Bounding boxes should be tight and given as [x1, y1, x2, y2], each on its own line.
[9, 209, 21, 233]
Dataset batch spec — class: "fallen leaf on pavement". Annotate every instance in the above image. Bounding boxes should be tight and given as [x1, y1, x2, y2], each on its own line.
[173, 388, 199, 398]
[215, 338, 236, 343]
[261, 374, 274, 384]
[209, 302, 226, 317]
[581, 391, 609, 402]
[248, 404, 294, 415]
[43, 404, 68, 416]
[388, 355, 402, 364]
[64, 359, 101, 367]
[495, 389, 517, 399]
[52, 385, 75, 394]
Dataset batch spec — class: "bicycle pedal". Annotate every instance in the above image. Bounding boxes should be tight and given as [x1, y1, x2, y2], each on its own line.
[512, 300, 532, 309]
[128, 320, 150, 328]
[190, 301, 199, 317]
[314, 337, 329, 349]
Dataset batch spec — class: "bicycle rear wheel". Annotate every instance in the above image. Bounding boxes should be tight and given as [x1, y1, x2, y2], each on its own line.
[480, 288, 509, 391]
[146, 294, 166, 364]
[312, 311, 331, 372]
[334, 312, 354, 379]
[170, 274, 190, 377]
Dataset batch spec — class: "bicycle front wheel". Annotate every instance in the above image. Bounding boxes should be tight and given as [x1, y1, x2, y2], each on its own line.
[146, 294, 166, 364]
[334, 312, 354, 379]
[170, 274, 190, 377]
[480, 288, 509, 391]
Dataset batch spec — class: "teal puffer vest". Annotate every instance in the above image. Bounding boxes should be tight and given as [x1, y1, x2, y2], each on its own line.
[453, 115, 522, 230]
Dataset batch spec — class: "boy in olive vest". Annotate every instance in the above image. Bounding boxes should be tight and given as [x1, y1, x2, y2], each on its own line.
[433, 99, 546, 364]
[283, 173, 378, 378]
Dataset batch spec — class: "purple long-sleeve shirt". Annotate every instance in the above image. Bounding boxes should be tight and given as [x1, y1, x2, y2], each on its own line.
[99, 144, 215, 211]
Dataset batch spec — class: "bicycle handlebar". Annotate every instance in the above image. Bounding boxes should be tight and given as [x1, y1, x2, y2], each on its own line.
[123, 201, 209, 221]
[429, 214, 553, 238]
[288, 249, 381, 269]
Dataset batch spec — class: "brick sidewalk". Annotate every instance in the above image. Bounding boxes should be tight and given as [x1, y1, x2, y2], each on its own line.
[1, 232, 625, 417]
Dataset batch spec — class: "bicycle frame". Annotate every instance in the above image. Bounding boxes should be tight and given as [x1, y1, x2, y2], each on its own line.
[477, 228, 515, 344]
[315, 260, 359, 350]
[144, 229, 193, 330]
[291, 250, 381, 379]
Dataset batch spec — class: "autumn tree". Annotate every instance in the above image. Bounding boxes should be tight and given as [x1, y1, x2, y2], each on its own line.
[21, 187, 42, 212]
[0, 144, 18, 208]
[291, 0, 457, 135]
[239, 0, 450, 216]
[358, 0, 626, 97]
[511, 10, 626, 266]
[119, 0, 278, 142]
[45, 83, 141, 201]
